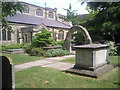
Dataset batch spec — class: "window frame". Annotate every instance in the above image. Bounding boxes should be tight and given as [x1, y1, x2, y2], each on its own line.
[23, 5, 29, 14]
[36, 9, 43, 16]
[58, 30, 64, 40]
[48, 12, 54, 18]
[0, 30, 12, 41]
[2, 29, 6, 41]
[7, 30, 11, 40]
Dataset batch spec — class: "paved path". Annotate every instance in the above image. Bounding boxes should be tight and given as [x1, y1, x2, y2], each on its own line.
[15, 55, 75, 71]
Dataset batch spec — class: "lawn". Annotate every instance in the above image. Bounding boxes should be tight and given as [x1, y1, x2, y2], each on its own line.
[15, 55, 119, 88]
[61, 56, 120, 66]
[0, 53, 44, 65]
[15, 66, 119, 88]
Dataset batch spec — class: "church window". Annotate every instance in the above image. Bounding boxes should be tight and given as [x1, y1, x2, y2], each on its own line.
[23, 5, 29, 13]
[36, 9, 43, 16]
[2, 30, 6, 41]
[58, 30, 64, 40]
[48, 12, 54, 18]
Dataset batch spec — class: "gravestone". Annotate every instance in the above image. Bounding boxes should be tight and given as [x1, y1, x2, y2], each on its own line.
[0, 56, 15, 89]
[66, 44, 113, 78]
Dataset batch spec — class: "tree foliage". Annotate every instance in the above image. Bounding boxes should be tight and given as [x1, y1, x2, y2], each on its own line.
[31, 28, 53, 47]
[83, 2, 120, 43]
[59, 4, 85, 45]
[72, 31, 85, 45]
[59, 4, 79, 25]
[1, 1, 24, 30]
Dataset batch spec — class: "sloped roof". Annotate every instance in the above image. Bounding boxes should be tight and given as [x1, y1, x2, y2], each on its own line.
[7, 13, 71, 29]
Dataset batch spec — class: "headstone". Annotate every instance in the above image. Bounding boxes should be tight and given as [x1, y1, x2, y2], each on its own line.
[66, 44, 113, 78]
[0, 56, 2, 89]
[0, 56, 15, 89]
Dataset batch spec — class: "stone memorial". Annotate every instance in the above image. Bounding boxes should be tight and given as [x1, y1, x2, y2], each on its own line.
[0, 56, 2, 89]
[0, 56, 15, 89]
[63, 25, 92, 52]
[66, 44, 113, 78]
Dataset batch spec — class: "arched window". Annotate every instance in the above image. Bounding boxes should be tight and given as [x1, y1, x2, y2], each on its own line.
[58, 30, 64, 40]
[2, 30, 6, 41]
[36, 9, 43, 16]
[53, 31, 57, 41]
[23, 5, 29, 13]
[7, 30, 11, 40]
[48, 12, 54, 18]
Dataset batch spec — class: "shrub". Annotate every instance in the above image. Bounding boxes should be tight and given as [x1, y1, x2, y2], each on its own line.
[107, 41, 117, 56]
[30, 47, 44, 56]
[23, 43, 44, 56]
[0, 43, 24, 51]
[0, 46, 2, 51]
[72, 31, 85, 45]
[94, 41, 118, 56]
[31, 28, 53, 47]
[51, 41, 59, 46]
[51, 40, 64, 46]
[44, 49, 69, 57]
[0, 45, 7, 51]
[8, 43, 24, 49]
[23, 43, 32, 54]
[57, 40, 64, 46]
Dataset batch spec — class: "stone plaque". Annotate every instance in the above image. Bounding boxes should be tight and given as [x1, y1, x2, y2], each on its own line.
[0, 56, 15, 89]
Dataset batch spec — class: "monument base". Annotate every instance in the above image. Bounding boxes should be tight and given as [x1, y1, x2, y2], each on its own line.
[65, 64, 113, 78]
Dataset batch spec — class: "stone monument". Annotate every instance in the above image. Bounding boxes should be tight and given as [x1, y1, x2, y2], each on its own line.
[66, 44, 113, 78]
[63, 25, 92, 52]
[0, 56, 15, 89]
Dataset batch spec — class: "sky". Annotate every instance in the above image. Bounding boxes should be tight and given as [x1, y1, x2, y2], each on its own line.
[20, 0, 89, 15]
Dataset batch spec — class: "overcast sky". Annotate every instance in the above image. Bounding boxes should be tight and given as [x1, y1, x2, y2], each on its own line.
[20, 0, 89, 15]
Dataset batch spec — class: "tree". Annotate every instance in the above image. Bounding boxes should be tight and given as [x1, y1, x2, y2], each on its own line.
[82, 2, 120, 43]
[31, 28, 53, 47]
[60, 4, 90, 45]
[72, 31, 85, 45]
[1, 1, 24, 31]
[59, 4, 79, 25]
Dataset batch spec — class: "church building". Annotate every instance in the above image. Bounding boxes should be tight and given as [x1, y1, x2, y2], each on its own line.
[0, 2, 72, 45]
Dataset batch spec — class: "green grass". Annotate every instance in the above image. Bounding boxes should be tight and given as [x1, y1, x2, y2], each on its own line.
[15, 55, 119, 88]
[0, 53, 44, 65]
[61, 56, 120, 66]
[15, 66, 119, 88]
[3, 53, 117, 88]
[62, 57, 76, 63]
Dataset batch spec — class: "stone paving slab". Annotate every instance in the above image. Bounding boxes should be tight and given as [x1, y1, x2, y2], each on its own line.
[62, 55, 75, 58]
[15, 60, 52, 71]
[15, 55, 75, 71]
[44, 55, 75, 62]
[42, 62, 75, 70]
